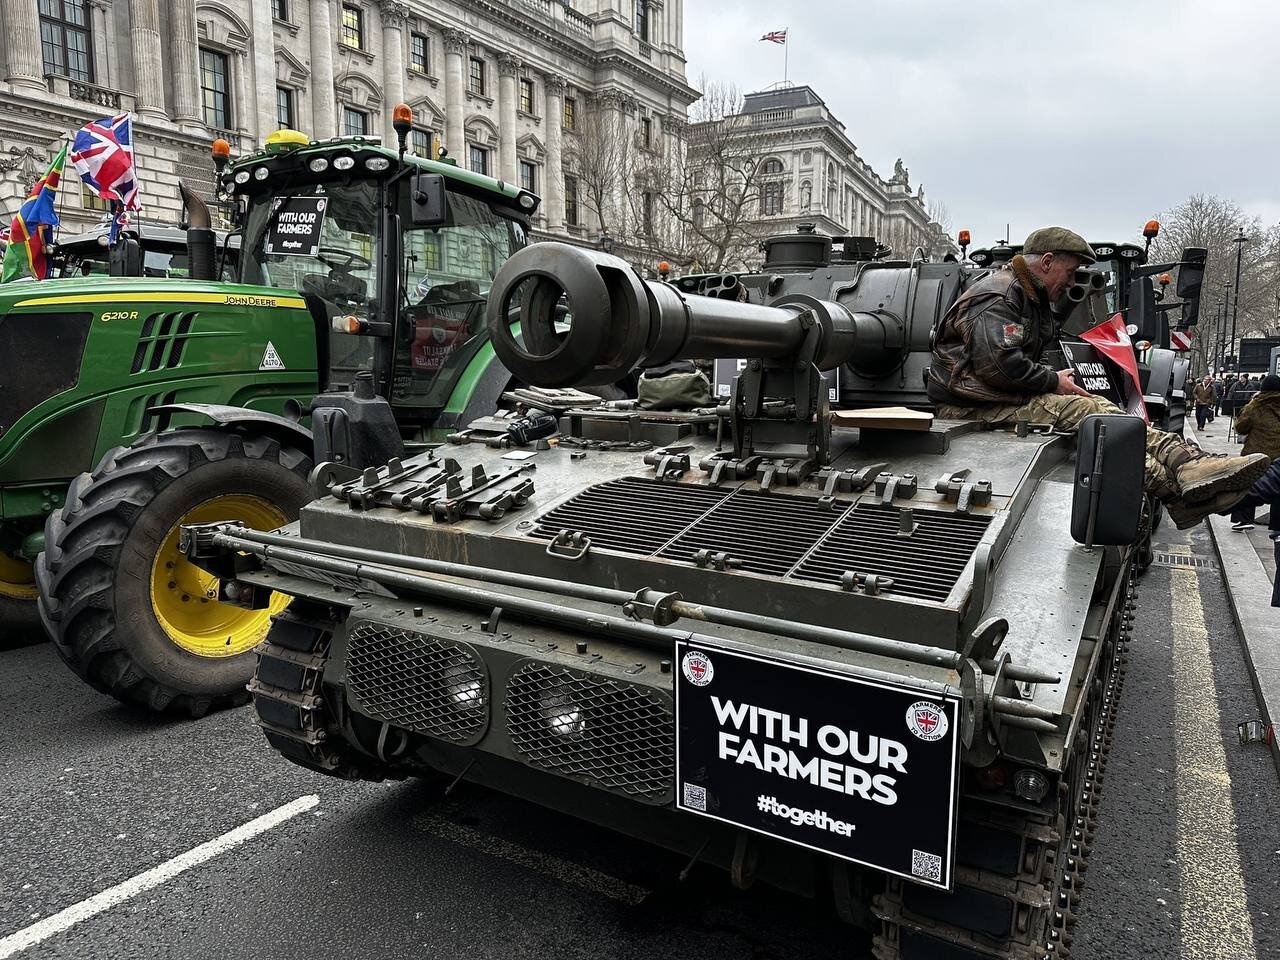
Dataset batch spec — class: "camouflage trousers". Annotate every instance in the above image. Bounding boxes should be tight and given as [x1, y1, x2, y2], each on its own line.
[936, 393, 1192, 499]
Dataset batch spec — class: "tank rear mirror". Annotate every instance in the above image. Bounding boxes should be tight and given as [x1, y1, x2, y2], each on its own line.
[1071, 414, 1145, 547]
[1176, 247, 1207, 301]
[410, 173, 447, 226]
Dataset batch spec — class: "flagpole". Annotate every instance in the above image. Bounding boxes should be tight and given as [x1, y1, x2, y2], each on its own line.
[784, 28, 789, 84]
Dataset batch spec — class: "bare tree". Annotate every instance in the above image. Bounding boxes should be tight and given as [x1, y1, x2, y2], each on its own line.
[1149, 194, 1280, 369]
[563, 94, 630, 236]
[635, 79, 781, 273]
[926, 199, 953, 235]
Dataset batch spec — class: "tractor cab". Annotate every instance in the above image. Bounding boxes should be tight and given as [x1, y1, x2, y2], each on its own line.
[53, 221, 239, 279]
[218, 115, 536, 433]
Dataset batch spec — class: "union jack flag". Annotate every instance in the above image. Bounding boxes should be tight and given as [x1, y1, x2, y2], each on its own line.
[71, 113, 140, 213]
[760, 29, 787, 43]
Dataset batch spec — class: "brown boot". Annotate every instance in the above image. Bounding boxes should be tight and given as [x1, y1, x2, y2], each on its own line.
[1165, 488, 1251, 530]
[1175, 452, 1270, 503]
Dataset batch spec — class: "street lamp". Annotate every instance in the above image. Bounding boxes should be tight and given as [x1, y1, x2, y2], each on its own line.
[1230, 227, 1253, 368]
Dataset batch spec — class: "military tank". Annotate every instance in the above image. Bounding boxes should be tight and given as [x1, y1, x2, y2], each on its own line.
[183, 234, 1144, 959]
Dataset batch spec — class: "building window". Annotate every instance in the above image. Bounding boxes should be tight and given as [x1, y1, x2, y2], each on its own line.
[519, 160, 536, 194]
[271, 0, 288, 21]
[343, 106, 369, 137]
[411, 128, 434, 158]
[410, 32, 428, 73]
[519, 77, 535, 114]
[634, 0, 649, 41]
[468, 57, 485, 96]
[563, 96, 576, 131]
[199, 48, 231, 129]
[469, 145, 489, 175]
[39, 0, 93, 82]
[564, 175, 579, 226]
[640, 116, 651, 148]
[762, 157, 783, 175]
[691, 200, 704, 228]
[275, 87, 295, 130]
[642, 191, 654, 234]
[341, 4, 364, 49]
[80, 181, 108, 212]
[760, 180, 784, 216]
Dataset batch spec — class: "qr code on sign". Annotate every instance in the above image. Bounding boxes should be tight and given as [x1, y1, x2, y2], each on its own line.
[911, 849, 942, 882]
[682, 782, 707, 811]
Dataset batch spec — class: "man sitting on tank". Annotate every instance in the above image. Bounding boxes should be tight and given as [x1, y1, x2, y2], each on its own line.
[927, 227, 1269, 529]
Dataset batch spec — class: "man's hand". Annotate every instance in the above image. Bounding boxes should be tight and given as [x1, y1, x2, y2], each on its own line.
[1054, 368, 1091, 397]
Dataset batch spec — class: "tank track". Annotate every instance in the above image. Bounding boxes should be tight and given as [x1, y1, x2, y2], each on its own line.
[871, 566, 1136, 960]
[248, 603, 395, 782]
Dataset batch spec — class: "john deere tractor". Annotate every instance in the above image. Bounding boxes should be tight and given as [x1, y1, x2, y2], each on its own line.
[4, 108, 536, 714]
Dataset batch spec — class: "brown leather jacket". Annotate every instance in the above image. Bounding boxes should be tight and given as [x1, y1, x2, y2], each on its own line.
[927, 255, 1059, 406]
[1193, 381, 1215, 404]
[1235, 391, 1280, 459]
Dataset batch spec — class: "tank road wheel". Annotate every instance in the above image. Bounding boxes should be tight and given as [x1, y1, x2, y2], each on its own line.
[35, 430, 312, 716]
[0, 553, 44, 647]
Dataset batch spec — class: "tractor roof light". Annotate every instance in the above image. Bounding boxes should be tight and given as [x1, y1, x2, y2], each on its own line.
[332, 155, 355, 171]
[253, 166, 270, 180]
[958, 229, 971, 246]
[1159, 272, 1172, 286]
[210, 138, 232, 174]
[1143, 219, 1161, 239]
[517, 193, 536, 210]
[308, 157, 329, 173]
[365, 156, 391, 172]
[392, 103, 414, 133]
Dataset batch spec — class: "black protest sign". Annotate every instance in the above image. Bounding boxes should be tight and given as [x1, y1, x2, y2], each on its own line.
[1061, 339, 1147, 417]
[265, 196, 328, 257]
[675, 640, 960, 890]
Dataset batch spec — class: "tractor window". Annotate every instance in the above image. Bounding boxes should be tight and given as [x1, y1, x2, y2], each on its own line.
[393, 192, 527, 408]
[241, 179, 381, 386]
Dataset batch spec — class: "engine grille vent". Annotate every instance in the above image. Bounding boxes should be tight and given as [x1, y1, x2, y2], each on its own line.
[792, 503, 991, 602]
[531, 476, 729, 555]
[529, 477, 990, 602]
[345, 621, 488, 744]
[505, 662, 674, 804]
[131, 311, 197, 374]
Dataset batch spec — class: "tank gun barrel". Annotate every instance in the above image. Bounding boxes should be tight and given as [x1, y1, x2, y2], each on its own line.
[486, 243, 871, 388]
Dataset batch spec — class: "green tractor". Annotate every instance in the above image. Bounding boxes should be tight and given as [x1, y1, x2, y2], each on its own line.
[5, 111, 535, 713]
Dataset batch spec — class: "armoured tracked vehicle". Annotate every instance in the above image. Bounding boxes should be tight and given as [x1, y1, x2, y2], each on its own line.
[184, 235, 1152, 958]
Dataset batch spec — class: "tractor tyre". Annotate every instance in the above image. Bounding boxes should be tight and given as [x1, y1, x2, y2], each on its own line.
[35, 430, 312, 717]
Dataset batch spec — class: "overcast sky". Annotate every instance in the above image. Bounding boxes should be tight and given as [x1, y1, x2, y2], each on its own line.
[683, 0, 1280, 248]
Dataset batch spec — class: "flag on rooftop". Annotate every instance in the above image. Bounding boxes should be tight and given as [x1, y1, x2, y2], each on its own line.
[1, 143, 67, 283]
[760, 29, 787, 44]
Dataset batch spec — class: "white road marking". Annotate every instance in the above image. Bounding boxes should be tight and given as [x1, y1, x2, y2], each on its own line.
[0, 794, 319, 959]
[415, 812, 650, 905]
[1169, 564, 1258, 959]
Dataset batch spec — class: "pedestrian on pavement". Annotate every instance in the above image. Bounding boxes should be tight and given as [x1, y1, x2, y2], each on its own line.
[1229, 374, 1280, 530]
[927, 226, 1269, 530]
[1193, 375, 1215, 431]
[1214, 376, 1226, 416]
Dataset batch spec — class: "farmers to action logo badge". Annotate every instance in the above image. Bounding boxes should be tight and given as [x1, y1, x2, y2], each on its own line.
[681, 651, 714, 687]
[905, 700, 948, 741]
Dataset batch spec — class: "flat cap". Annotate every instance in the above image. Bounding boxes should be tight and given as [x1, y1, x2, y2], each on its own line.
[1022, 227, 1096, 264]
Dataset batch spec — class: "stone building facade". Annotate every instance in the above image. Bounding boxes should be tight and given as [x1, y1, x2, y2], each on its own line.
[0, 0, 698, 243]
[730, 85, 954, 260]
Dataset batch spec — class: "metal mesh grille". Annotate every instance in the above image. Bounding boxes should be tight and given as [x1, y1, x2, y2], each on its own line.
[530, 476, 728, 554]
[505, 662, 674, 803]
[657, 488, 850, 575]
[346, 621, 487, 743]
[793, 503, 991, 602]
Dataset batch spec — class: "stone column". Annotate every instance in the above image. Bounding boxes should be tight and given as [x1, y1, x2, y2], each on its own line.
[250, 0, 277, 140]
[309, 0, 337, 138]
[442, 29, 469, 162]
[169, 0, 202, 133]
[128, 0, 166, 121]
[542, 73, 566, 229]
[378, 0, 408, 146]
[2, 0, 46, 94]
[497, 53, 520, 185]
[88, 0, 114, 88]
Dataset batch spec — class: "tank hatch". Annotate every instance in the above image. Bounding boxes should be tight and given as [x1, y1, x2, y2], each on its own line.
[528, 477, 990, 603]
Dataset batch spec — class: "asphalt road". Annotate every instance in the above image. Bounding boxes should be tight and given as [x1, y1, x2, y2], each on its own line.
[1, 518, 1277, 960]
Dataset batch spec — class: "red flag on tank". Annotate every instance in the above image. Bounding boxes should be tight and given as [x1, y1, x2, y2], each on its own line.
[1081, 313, 1148, 422]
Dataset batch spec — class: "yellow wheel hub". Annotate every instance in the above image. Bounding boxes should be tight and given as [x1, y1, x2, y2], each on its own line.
[0, 553, 37, 601]
[149, 494, 289, 658]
